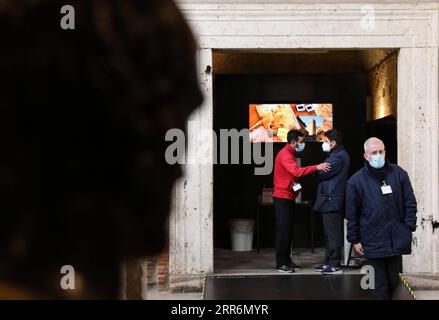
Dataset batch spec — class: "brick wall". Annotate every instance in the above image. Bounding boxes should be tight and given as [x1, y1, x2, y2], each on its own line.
[146, 257, 157, 285]
[156, 250, 169, 290]
[368, 53, 397, 120]
[146, 249, 169, 291]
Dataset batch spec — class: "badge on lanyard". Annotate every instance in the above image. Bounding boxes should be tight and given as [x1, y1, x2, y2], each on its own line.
[292, 183, 302, 192]
[381, 181, 392, 195]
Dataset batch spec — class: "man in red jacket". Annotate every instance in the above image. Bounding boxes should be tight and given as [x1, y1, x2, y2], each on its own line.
[273, 130, 330, 272]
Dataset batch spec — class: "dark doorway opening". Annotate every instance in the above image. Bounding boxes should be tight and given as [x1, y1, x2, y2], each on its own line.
[212, 49, 398, 273]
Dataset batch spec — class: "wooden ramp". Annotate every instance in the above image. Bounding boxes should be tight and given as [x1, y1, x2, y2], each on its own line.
[203, 274, 414, 300]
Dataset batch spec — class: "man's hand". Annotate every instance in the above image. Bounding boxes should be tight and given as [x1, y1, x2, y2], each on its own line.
[354, 243, 364, 255]
[316, 162, 331, 172]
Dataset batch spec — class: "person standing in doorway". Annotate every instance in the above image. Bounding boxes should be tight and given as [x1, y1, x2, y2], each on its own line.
[273, 130, 330, 273]
[313, 129, 350, 275]
[346, 137, 417, 299]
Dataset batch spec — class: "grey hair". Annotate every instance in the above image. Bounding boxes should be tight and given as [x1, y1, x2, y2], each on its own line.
[364, 137, 384, 153]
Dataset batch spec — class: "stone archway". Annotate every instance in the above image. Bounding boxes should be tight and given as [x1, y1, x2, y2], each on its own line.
[169, 0, 439, 290]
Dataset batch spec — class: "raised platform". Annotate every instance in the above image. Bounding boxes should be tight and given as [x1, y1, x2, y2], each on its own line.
[203, 274, 413, 300]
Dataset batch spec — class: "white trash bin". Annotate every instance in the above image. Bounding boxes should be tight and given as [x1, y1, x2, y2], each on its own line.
[229, 219, 255, 251]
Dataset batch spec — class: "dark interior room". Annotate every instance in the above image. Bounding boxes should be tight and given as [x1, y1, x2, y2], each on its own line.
[213, 73, 369, 250]
[212, 49, 398, 271]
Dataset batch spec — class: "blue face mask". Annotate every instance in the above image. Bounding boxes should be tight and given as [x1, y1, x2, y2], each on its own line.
[369, 155, 385, 169]
[295, 142, 305, 153]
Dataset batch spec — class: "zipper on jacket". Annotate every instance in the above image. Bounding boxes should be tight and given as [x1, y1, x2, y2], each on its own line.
[382, 180, 394, 252]
[366, 168, 395, 253]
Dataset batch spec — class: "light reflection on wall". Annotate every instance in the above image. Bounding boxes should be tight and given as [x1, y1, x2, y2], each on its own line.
[369, 53, 397, 120]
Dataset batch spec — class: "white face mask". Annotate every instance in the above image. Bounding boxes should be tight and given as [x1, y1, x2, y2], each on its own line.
[322, 142, 331, 153]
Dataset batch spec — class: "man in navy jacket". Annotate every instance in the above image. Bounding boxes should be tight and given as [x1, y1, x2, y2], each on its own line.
[346, 137, 417, 300]
[313, 129, 350, 274]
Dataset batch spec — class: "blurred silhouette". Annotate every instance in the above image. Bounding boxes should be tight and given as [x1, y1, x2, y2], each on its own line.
[0, 0, 202, 298]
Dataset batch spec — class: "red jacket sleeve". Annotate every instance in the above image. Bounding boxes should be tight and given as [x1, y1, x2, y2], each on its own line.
[282, 154, 318, 178]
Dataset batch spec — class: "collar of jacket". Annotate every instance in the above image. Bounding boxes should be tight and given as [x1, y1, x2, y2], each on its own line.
[364, 159, 393, 181]
[285, 143, 295, 155]
[329, 145, 343, 155]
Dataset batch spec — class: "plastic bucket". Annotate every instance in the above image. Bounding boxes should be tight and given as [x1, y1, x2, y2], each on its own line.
[229, 219, 255, 251]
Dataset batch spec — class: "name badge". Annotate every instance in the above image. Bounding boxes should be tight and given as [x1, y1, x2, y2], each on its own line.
[381, 185, 392, 194]
[292, 183, 302, 192]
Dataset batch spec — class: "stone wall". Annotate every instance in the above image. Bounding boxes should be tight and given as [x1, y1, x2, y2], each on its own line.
[369, 52, 397, 120]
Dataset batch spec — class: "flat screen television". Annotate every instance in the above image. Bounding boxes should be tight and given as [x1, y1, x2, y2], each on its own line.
[249, 103, 333, 143]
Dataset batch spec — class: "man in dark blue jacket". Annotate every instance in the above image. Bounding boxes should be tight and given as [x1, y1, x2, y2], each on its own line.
[313, 129, 350, 274]
[346, 137, 417, 300]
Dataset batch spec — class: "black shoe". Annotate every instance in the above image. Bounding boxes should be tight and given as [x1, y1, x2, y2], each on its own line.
[313, 263, 329, 272]
[321, 265, 343, 275]
[288, 261, 302, 269]
[276, 265, 295, 273]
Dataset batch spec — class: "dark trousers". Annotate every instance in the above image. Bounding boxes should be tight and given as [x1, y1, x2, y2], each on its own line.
[273, 197, 295, 267]
[321, 211, 343, 267]
[365, 255, 402, 300]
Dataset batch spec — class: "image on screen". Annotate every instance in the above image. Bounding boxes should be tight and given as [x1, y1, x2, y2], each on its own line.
[249, 103, 333, 143]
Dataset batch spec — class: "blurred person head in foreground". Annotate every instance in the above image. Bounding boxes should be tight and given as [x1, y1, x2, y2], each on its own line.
[0, 0, 202, 298]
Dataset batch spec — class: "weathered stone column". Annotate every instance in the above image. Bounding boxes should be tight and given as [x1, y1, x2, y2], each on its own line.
[169, 48, 214, 291]
[398, 47, 439, 273]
